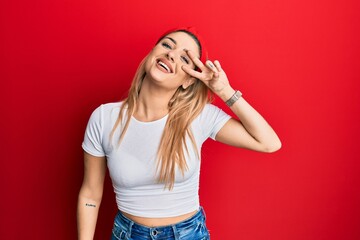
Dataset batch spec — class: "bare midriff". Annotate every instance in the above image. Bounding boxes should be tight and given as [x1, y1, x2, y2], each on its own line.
[121, 210, 198, 227]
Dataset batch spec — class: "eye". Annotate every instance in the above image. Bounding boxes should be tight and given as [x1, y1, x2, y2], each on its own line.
[161, 42, 172, 49]
[181, 56, 190, 64]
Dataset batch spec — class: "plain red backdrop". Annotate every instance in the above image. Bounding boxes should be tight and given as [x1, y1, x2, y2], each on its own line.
[1, 0, 359, 239]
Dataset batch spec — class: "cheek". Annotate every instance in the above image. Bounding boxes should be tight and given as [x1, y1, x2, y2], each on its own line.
[144, 56, 155, 72]
[176, 71, 189, 83]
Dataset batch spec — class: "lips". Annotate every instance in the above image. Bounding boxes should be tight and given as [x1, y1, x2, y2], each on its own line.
[156, 58, 173, 73]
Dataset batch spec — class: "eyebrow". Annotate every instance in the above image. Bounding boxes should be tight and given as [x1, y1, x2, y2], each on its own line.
[164, 37, 177, 45]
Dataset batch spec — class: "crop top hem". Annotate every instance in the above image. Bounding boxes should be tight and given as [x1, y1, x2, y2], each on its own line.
[118, 204, 200, 218]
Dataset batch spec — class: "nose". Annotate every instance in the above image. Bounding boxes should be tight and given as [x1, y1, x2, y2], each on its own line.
[166, 50, 176, 63]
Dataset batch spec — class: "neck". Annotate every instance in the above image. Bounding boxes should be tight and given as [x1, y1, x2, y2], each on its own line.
[134, 76, 176, 122]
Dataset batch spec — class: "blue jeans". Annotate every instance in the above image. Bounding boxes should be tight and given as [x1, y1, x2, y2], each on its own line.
[111, 207, 210, 240]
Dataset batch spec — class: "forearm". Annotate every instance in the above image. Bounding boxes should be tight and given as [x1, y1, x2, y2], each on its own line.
[217, 86, 281, 152]
[77, 189, 102, 240]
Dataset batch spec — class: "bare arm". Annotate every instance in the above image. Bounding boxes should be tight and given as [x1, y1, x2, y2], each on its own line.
[77, 151, 106, 240]
[215, 85, 281, 152]
[182, 50, 281, 152]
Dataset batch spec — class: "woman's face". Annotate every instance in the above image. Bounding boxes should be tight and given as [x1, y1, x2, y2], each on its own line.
[144, 31, 200, 90]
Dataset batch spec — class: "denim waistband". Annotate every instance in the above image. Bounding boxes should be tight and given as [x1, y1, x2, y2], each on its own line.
[114, 207, 206, 239]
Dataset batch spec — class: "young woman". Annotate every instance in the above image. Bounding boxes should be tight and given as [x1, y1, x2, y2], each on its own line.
[77, 28, 281, 240]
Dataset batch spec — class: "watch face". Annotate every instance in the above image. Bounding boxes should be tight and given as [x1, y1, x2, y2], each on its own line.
[226, 91, 242, 107]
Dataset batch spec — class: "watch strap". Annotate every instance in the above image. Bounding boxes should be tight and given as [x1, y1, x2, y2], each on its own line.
[225, 90, 242, 107]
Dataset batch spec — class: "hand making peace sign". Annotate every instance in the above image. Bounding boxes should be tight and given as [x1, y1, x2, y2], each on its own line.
[181, 50, 231, 95]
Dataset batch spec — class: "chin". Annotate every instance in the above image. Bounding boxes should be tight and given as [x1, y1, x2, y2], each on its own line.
[147, 70, 165, 83]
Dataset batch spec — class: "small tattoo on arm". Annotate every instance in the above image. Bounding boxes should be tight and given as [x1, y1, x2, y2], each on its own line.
[85, 203, 96, 207]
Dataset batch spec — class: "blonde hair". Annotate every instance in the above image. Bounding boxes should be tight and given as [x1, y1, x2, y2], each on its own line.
[110, 32, 211, 190]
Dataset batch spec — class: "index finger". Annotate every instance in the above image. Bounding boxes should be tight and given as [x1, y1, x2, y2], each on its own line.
[182, 65, 203, 80]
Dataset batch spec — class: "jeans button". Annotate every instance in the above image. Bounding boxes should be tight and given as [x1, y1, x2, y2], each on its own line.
[152, 229, 158, 236]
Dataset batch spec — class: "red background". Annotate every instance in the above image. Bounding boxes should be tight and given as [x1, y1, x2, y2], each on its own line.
[1, 0, 359, 239]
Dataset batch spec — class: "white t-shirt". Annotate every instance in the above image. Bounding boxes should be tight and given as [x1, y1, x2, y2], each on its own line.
[82, 101, 231, 217]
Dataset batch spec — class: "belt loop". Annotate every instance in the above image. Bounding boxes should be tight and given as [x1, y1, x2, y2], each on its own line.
[201, 206, 207, 220]
[172, 225, 180, 240]
[127, 221, 134, 238]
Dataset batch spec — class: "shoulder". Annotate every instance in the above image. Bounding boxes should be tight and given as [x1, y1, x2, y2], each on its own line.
[192, 103, 232, 140]
[203, 103, 222, 112]
[86, 101, 124, 126]
[192, 103, 230, 127]
[100, 101, 123, 112]
[198, 103, 227, 119]
[90, 101, 123, 116]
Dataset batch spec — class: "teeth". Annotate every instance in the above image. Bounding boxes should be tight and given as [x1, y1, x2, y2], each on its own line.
[158, 61, 170, 73]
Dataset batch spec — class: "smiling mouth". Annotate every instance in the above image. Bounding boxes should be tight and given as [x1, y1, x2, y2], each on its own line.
[157, 59, 173, 73]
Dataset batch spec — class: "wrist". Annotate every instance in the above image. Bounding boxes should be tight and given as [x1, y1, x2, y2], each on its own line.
[217, 86, 236, 102]
[225, 90, 242, 107]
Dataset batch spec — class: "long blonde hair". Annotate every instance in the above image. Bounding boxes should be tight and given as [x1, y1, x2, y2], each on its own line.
[109, 30, 211, 189]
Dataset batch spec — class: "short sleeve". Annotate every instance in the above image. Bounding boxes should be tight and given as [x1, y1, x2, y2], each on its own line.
[82, 105, 106, 157]
[200, 104, 232, 140]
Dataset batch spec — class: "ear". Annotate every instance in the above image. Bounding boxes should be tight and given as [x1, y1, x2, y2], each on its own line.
[182, 77, 196, 89]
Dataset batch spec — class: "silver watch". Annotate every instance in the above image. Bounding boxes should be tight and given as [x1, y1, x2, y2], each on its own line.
[225, 90, 242, 107]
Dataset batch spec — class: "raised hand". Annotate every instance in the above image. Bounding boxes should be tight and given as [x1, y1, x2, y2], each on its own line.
[181, 50, 231, 95]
